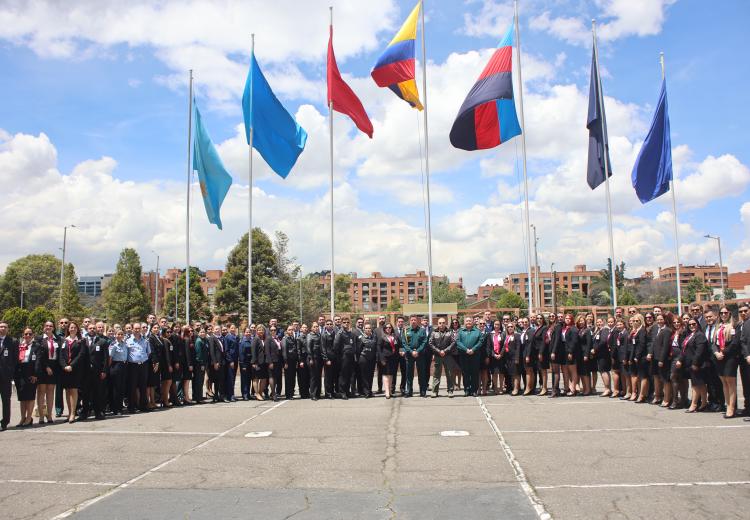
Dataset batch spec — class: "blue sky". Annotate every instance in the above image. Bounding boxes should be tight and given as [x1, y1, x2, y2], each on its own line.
[1, 0, 749, 293]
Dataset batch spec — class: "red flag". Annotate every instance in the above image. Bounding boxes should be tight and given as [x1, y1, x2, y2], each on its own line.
[327, 26, 373, 138]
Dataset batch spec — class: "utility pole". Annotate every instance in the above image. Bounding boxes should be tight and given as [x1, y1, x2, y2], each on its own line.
[551, 262, 557, 315]
[59, 224, 76, 314]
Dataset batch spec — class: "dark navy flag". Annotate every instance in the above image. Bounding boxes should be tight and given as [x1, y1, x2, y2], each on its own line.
[631, 79, 672, 203]
[586, 49, 613, 190]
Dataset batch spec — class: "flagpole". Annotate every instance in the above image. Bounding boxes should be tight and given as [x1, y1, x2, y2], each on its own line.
[327, 7, 336, 321]
[662, 52, 682, 313]
[185, 69, 193, 325]
[248, 34, 255, 326]
[592, 20, 618, 312]
[420, 0, 434, 325]
[514, 0, 534, 315]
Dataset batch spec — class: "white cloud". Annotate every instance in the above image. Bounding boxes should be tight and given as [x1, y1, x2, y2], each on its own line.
[530, 12, 589, 46]
[462, 0, 515, 38]
[674, 154, 750, 210]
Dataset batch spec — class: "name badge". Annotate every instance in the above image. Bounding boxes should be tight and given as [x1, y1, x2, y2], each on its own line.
[61, 345, 66, 349]
[3, 350, 7, 357]
[632, 339, 636, 344]
[32, 354, 37, 361]
[595, 335, 600, 340]
[95, 345, 100, 352]
[170, 345, 173, 351]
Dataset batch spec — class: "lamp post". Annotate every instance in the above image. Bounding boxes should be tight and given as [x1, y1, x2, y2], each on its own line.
[59, 224, 76, 314]
[151, 250, 160, 316]
[551, 262, 556, 315]
[20, 278, 24, 309]
[299, 267, 303, 323]
[704, 234, 725, 303]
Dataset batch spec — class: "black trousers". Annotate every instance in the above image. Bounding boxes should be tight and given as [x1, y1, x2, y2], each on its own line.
[739, 357, 750, 412]
[240, 366, 252, 398]
[55, 381, 64, 415]
[284, 360, 298, 399]
[192, 364, 205, 401]
[391, 356, 407, 394]
[1, 377, 11, 428]
[706, 361, 724, 406]
[270, 363, 283, 397]
[81, 370, 106, 417]
[376, 360, 383, 392]
[225, 362, 237, 399]
[338, 353, 356, 396]
[109, 362, 126, 413]
[309, 359, 322, 398]
[210, 363, 225, 399]
[297, 362, 310, 399]
[324, 359, 339, 397]
[357, 356, 376, 396]
[460, 353, 481, 395]
[127, 362, 148, 412]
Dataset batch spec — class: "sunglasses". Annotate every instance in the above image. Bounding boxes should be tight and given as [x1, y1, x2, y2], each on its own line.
[23, 332, 32, 336]
[720, 311, 730, 314]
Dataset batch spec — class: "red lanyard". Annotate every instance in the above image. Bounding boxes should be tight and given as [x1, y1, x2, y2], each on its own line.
[387, 336, 395, 353]
[718, 325, 726, 351]
[504, 335, 512, 353]
[682, 333, 694, 354]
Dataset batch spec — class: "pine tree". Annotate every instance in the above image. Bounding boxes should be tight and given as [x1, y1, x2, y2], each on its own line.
[60, 263, 85, 318]
[103, 248, 151, 323]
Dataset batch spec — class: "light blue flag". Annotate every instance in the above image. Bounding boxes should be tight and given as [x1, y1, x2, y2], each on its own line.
[193, 100, 233, 229]
[242, 53, 308, 178]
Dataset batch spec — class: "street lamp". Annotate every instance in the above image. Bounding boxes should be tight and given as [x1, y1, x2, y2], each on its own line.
[59, 224, 76, 314]
[704, 234, 725, 303]
[20, 278, 25, 309]
[151, 250, 160, 316]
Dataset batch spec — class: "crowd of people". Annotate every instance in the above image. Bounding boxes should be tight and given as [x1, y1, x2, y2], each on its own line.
[1, 301, 749, 431]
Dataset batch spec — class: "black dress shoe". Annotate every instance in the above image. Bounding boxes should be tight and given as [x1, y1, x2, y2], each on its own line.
[0, 424, 7, 431]
[95, 414, 106, 421]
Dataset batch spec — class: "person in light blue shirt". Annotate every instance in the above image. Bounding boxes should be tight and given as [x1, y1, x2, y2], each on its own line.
[126, 324, 151, 413]
[108, 330, 128, 414]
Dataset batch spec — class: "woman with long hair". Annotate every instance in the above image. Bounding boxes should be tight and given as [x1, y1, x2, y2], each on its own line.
[532, 314, 549, 396]
[630, 314, 649, 403]
[59, 322, 85, 423]
[669, 314, 691, 409]
[36, 320, 61, 424]
[561, 313, 579, 397]
[377, 323, 401, 399]
[250, 325, 269, 401]
[576, 315, 592, 396]
[681, 317, 710, 413]
[449, 318, 462, 390]
[715, 307, 740, 418]
[487, 320, 506, 396]
[593, 317, 612, 397]
[652, 312, 674, 406]
[268, 326, 283, 401]
[610, 317, 627, 399]
[548, 314, 564, 398]
[14, 327, 40, 427]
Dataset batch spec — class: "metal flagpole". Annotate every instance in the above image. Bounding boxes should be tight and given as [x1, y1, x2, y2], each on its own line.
[185, 69, 193, 324]
[328, 7, 336, 321]
[248, 34, 255, 326]
[514, 0, 534, 315]
[662, 53, 683, 313]
[592, 20, 618, 312]
[420, 0, 434, 325]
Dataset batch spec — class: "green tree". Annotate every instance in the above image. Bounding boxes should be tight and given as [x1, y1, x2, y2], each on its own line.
[684, 277, 709, 304]
[558, 290, 590, 307]
[0, 254, 62, 314]
[163, 267, 212, 323]
[215, 229, 297, 325]
[724, 288, 737, 300]
[60, 263, 84, 318]
[418, 280, 466, 307]
[103, 248, 151, 323]
[28, 306, 56, 334]
[385, 298, 402, 312]
[297, 274, 328, 325]
[2, 307, 29, 337]
[490, 287, 528, 310]
[333, 274, 353, 312]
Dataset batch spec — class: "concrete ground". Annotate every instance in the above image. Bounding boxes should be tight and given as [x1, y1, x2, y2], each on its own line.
[1, 377, 749, 520]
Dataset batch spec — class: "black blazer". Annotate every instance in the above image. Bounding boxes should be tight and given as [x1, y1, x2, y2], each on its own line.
[306, 332, 323, 363]
[631, 328, 647, 362]
[58, 337, 86, 371]
[281, 335, 298, 363]
[486, 331, 505, 359]
[532, 325, 548, 358]
[519, 328, 534, 360]
[652, 327, 673, 365]
[0, 335, 19, 380]
[561, 326, 579, 357]
[250, 335, 269, 365]
[86, 335, 110, 375]
[15, 341, 42, 382]
[741, 319, 750, 359]
[550, 323, 564, 357]
[679, 330, 709, 369]
[149, 335, 171, 367]
[592, 327, 609, 358]
[358, 334, 378, 362]
[709, 324, 739, 359]
[502, 332, 522, 363]
[377, 334, 401, 363]
[207, 336, 224, 365]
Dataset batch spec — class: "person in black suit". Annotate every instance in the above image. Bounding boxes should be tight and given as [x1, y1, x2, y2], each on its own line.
[629, 314, 649, 403]
[267, 328, 283, 401]
[593, 317, 613, 397]
[679, 318, 709, 413]
[250, 325, 269, 400]
[282, 326, 299, 399]
[703, 309, 726, 412]
[669, 314, 691, 409]
[503, 322, 522, 395]
[519, 318, 535, 396]
[15, 327, 40, 427]
[207, 324, 226, 402]
[80, 323, 109, 420]
[547, 314, 564, 397]
[378, 323, 401, 399]
[576, 315, 593, 396]
[36, 321, 61, 424]
[652, 312, 674, 406]
[560, 314, 579, 397]
[532, 314, 549, 396]
[306, 323, 323, 400]
[715, 307, 740, 418]
[738, 305, 750, 418]
[59, 322, 86, 423]
[0, 322, 20, 431]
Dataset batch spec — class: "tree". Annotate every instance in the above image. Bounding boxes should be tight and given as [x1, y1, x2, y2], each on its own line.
[215, 229, 297, 325]
[490, 287, 527, 310]
[589, 259, 628, 306]
[28, 306, 56, 334]
[558, 290, 590, 307]
[385, 298, 402, 312]
[298, 274, 328, 325]
[418, 280, 466, 308]
[684, 277, 709, 304]
[724, 288, 737, 300]
[333, 274, 353, 313]
[103, 248, 151, 323]
[2, 307, 29, 337]
[634, 279, 677, 305]
[0, 254, 62, 314]
[163, 267, 212, 323]
[60, 263, 84, 318]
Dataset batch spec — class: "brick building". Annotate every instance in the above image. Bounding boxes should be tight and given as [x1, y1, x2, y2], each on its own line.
[504, 265, 601, 308]
[345, 271, 463, 312]
[658, 264, 728, 289]
[143, 268, 224, 313]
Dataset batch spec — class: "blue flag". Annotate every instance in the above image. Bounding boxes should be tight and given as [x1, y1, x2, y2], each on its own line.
[242, 53, 308, 178]
[193, 100, 233, 230]
[586, 48, 613, 190]
[632, 79, 672, 203]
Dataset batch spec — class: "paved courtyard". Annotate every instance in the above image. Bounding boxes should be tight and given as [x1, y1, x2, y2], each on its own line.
[1, 379, 749, 519]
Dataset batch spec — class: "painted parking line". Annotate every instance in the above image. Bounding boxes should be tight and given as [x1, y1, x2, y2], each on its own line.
[50, 399, 288, 520]
[502, 424, 750, 434]
[536, 480, 750, 490]
[5, 429, 222, 436]
[0, 479, 117, 487]
[476, 396, 551, 520]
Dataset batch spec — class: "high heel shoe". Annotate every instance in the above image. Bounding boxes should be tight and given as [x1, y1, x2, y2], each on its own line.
[697, 404, 709, 413]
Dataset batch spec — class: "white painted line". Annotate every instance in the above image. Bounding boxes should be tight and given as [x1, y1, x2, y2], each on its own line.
[50, 399, 288, 519]
[503, 424, 750, 434]
[29, 430, 221, 437]
[476, 396, 552, 520]
[440, 430, 470, 437]
[485, 401, 611, 406]
[536, 480, 750, 490]
[0, 479, 116, 487]
[244, 431, 273, 438]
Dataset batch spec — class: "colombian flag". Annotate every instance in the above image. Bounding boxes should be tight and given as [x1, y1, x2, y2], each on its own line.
[371, 1, 423, 110]
[449, 25, 521, 151]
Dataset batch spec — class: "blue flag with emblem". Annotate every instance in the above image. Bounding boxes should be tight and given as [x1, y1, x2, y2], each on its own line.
[631, 79, 672, 203]
[242, 52, 308, 178]
[193, 100, 233, 230]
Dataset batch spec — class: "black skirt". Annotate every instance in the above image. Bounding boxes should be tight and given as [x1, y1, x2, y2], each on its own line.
[15, 377, 37, 401]
[596, 355, 612, 373]
[253, 363, 269, 379]
[381, 356, 399, 376]
[635, 358, 650, 379]
[538, 350, 550, 370]
[656, 362, 671, 382]
[489, 356, 506, 374]
[716, 355, 739, 377]
[670, 359, 686, 380]
[60, 367, 83, 389]
[37, 362, 59, 385]
[689, 366, 706, 386]
[147, 361, 160, 386]
[505, 356, 521, 377]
